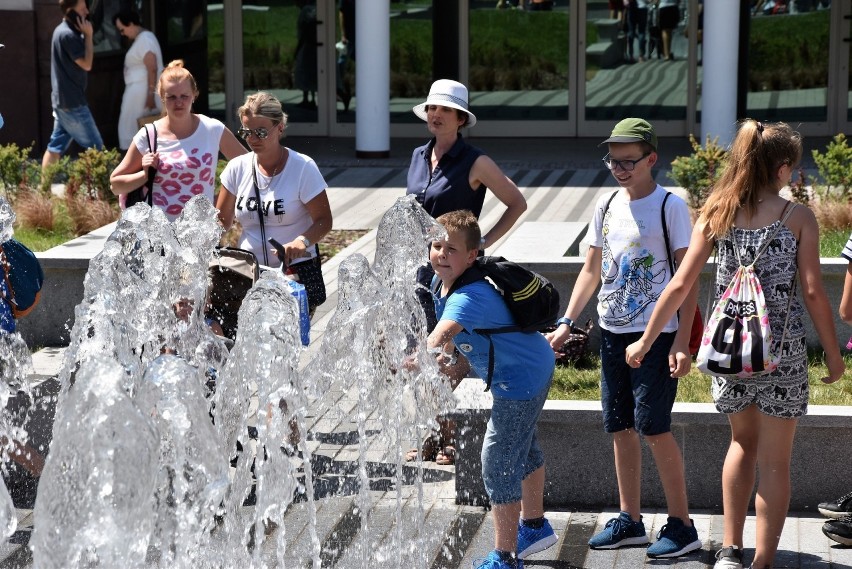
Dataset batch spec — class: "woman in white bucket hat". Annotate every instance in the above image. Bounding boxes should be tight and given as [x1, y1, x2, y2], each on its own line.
[405, 79, 527, 465]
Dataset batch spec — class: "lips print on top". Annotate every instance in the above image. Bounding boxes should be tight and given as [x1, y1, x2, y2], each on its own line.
[133, 113, 226, 221]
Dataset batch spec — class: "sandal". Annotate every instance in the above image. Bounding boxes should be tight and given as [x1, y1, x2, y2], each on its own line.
[405, 435, 439, 462]
[435, 445, 456, 466]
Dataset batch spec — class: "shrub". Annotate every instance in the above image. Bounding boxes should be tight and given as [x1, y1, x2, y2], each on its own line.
[668, 135, 728, 210]
[811, 133, 852, 202]
[65, 147, 121, 201]
[789, 168, 809, 206]
[0, 143, 34, 196]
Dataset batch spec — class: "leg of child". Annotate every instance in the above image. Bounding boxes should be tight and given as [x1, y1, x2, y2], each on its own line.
[645, 431, 689, 521]
[722, 407, 760, 550]
[520, 465, 546, 520]
[613, 429, 643, 519]
[752, 413, 798, 569]
[493, 501, 522, 552]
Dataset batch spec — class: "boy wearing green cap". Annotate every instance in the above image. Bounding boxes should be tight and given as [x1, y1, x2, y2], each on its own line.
[546, 118, 701, 558]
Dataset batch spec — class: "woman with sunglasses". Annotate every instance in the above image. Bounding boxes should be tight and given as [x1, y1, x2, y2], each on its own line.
[216, 91, 332, 313]
[110, 59, 246, 219]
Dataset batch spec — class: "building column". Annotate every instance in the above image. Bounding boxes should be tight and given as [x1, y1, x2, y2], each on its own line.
[700, 0, 739, 147]
[355, 1, 389, 158]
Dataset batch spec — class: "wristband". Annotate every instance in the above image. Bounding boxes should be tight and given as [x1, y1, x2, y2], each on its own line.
[556, 317, 574, 329]
[298, 235, 311, 248]
[480, 237, 486, 249]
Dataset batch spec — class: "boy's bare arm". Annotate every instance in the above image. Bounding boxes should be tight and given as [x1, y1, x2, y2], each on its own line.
[428, 319, 464, 351]
[840, 263, 852, 325]
[547, 246, 601, 349]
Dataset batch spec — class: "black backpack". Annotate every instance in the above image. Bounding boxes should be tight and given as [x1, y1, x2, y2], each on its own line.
[434, 255, 560, 391]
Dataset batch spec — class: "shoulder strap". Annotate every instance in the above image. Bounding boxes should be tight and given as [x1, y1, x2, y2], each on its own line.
[660, 191, 674, 277]
[747, 202, 797, 267]
[601, 190, 619, 219]
[251, 157, 269, 265]
[143, 124, 157, 206]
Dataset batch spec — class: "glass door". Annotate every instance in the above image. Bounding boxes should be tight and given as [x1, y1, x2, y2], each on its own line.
[212, 1, 332, 136]
[577, 0, 692, 137]
[464, 0, 575, 137]
[839, 1, 852, 134]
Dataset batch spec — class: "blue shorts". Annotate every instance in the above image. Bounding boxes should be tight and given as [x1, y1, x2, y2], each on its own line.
[600, 329, 678, 436]
[46, 106, 104, 154]
[481, 379, 551, 505]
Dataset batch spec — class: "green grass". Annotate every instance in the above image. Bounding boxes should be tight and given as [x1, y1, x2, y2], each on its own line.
[550, 352, 852, 405]
[821, 228, 849, 259]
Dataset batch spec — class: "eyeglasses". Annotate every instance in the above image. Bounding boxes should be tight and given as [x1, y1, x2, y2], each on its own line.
[237, 126, 276, 140]
[601, 153, 651, 172]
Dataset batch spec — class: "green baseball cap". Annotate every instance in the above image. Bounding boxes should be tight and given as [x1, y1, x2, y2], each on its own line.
[600, 118, 658, 150]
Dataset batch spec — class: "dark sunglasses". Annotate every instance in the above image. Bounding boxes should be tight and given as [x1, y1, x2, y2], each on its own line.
[237, 126, 271, 140]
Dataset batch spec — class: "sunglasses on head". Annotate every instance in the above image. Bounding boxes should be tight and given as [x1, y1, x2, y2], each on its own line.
[237, 126, 272, 140]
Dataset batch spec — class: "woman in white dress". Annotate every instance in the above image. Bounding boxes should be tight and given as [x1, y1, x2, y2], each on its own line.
[114, 9, 163, 150]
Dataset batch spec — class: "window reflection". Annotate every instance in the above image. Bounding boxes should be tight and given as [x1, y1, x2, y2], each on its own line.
[584, 1, 687, 121]
[467, 2, 570, 123]
[745, 4, 830, 122]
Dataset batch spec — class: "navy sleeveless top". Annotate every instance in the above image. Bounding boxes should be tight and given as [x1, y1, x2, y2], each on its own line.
[406, 134, 486, 218]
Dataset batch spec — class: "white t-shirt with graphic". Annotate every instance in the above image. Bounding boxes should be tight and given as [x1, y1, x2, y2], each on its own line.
[589, 185, 692, 333]
[220, 149, 327, 268]
[133, 114, 224, 220]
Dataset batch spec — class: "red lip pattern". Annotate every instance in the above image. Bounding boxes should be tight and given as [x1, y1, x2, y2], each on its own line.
[151, 142, 216, 218]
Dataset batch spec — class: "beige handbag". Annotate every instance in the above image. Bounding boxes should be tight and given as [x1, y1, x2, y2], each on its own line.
[136, 110, 161, 128]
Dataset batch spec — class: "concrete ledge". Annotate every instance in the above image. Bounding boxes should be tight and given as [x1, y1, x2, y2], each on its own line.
[16, 223, 115, 348]
[448, 378, 852, 511]
[491, 221, 587, 259]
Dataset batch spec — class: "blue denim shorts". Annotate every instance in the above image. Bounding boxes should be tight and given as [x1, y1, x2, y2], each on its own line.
[600, 329, 678, 436]
[47, 106, 104, 154]
[481, 379, 551, 505]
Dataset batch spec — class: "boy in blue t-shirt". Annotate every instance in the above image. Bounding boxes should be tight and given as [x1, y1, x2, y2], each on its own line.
[428, 210, 556, 569]
[0, 272, 15, 334]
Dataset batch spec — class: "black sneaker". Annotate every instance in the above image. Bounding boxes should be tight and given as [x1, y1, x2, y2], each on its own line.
[818, 491, 852, 519]
[823, 515, 852, 546]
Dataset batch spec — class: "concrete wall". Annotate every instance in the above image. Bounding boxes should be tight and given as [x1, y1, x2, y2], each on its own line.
[449, 380, 852, 512]
[16, 223, 116, 348]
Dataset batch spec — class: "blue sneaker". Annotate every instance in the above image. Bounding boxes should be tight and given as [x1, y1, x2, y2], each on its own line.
[517, 518, 558, 559]
[588, 511, 649, 549]
[472, 549, 524, 568]
[646, 516, 702, 558]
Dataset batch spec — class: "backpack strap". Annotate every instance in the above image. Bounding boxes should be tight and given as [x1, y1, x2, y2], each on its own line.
[142, 123, 157, 206]
[660, 191, 675, 278]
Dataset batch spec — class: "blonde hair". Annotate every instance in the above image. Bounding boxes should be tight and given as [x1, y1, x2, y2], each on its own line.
[157, 59, 199, 100]
[238, 92, 288, 128]
[700, 119, 802, 239]
[436, 210, 481, 251]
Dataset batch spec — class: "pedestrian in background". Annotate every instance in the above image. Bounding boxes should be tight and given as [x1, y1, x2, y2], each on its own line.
[42, 0, 104, 174]
[113, 9, 163, 151]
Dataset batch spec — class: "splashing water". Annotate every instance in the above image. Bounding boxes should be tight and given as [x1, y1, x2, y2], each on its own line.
[27, 195, 457, 567]
[0, 196, 36, 540]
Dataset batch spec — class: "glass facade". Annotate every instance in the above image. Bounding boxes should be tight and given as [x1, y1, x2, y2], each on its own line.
[584, 1, 687, 122]
[744, 4, 831, 123]
[468, 1, 570, 123]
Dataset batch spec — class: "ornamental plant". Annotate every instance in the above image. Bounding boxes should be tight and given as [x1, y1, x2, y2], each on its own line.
[668, 134, 728, 210]
[811, 133, 852, 202]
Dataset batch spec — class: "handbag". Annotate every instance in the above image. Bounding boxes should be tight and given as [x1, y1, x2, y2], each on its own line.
[696, 204, 797, 378]
[123, 123, 157, 209]
[136, 110, 162, 129]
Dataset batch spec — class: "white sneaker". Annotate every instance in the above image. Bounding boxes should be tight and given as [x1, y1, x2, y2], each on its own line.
[714, 545, 743, 569]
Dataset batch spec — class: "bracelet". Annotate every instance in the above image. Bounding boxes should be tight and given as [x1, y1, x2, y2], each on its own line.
[480, 237, 487, 249]
[556, 317, 574, 329]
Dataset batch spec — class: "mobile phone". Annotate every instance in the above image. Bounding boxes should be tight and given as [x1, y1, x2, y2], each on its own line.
[268, 238, 287, 265]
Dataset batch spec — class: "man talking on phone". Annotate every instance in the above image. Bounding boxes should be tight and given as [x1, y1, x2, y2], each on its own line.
[42, 0, 104, 174]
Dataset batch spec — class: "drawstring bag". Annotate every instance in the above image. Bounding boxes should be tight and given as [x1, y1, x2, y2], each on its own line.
[696, 205, 796, 378]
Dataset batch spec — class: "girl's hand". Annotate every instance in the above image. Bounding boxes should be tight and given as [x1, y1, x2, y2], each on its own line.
[823, 353, 846, 384]
[625, 339, 648, 368]
[546, 327, 569, 353]
[141, 151, 159, 171]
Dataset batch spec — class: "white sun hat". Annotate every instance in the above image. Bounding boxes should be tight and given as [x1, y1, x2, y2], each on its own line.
[412, 79, 477, 128]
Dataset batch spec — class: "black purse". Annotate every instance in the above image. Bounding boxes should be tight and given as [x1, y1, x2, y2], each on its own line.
[124, 123, 157, 208]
